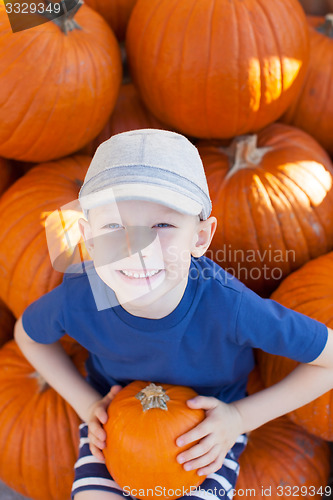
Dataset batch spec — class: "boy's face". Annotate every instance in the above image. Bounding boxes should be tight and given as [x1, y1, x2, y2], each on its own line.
[79, 199, 216, 317]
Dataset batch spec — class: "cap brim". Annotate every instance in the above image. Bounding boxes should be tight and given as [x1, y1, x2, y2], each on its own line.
[79, 184, 203, 218]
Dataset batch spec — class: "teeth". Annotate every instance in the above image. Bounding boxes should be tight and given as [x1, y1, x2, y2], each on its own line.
[121, 269, 160, 278]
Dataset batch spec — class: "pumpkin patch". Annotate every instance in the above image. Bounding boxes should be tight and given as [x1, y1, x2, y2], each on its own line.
[0, 0, 332, 497]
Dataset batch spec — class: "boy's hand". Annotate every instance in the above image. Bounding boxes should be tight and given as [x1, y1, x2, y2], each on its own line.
[87, 385, 122, 461]
[176, 396, 244, 477]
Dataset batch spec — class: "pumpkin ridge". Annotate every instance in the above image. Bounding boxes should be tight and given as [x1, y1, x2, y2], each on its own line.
[248, 173, 288, 263]
[72, 28, 107, 149]
[239, 172, 263, 254]
[242, 2, 264, 132]
[174, 0, 198, 131]
[316, 37, 333, 124]
[1, 38, 59, 150]
[132, 0, 168, 115]
[203, 0, 216, 137]
[277, 164, 332, 247]
[255, 173, 291, 256]
[21, 70, 67, 161]
[271, 172, 323, 255]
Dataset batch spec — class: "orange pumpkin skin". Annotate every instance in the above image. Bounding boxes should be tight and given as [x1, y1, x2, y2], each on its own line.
[0, 155, 91, 317]
[257, 252, 333, 440]
[84, 0, 138, 40]
[282, 15, 333, 156]
[0, 3, 122, 162]
[126, 0, 309, 139]
[0, 339, 87, 500]
[236, 415, 330, 499]
[81, 83, 168, 156]
[198, 123, 333, 296]
[104, 381, 206, 499]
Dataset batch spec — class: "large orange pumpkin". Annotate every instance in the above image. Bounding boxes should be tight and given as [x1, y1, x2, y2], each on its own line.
[282, 15, 333, 156]
[257, 251, 333, 440]
[81, 83, 168, 156]
[236, 415, 331, 499]
[198, 123, 333, 296]
[104, 381, 206, 499]
[0, 338, 87, 500]
[0, 2, 122, 162]
[126, 0, 309, 139]
[84, 0, 138, 40]
[0, 155, 91, 317]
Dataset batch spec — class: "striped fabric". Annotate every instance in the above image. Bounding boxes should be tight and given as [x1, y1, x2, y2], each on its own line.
[72, 424, 247, 500]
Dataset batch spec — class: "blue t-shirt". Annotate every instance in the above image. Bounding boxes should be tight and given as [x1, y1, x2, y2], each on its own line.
[22, 256, 328, 403]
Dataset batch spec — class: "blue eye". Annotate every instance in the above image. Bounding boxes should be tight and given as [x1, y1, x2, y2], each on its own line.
[104, 223, 123, 229]
[154, 223, 173, 228]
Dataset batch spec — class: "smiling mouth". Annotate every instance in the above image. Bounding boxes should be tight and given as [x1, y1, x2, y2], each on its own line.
[119, 269, 162, 279]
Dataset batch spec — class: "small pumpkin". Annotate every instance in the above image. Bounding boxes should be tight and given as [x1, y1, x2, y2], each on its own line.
[199, 123, 333, 296]
[257, 251, 333, 440]
[0, 1, 122, 162]
[0, 338, 88, 500]
[0, 155, 91, 317]
[126, 0, 309, 139]
[104, 381, 206, 499]
[282, 15, 333, 156]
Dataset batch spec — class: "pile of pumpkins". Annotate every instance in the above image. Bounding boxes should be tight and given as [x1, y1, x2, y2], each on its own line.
[0, 0, 332, 498]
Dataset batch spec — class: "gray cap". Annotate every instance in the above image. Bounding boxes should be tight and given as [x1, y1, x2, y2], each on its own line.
[79, 129, 212, 220]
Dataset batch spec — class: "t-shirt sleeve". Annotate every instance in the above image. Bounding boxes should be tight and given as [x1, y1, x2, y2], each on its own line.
[234, 286, 328, 363]
[21, 282, 67, 344]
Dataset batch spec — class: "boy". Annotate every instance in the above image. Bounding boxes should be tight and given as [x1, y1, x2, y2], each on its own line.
[15, 129, 333, 500]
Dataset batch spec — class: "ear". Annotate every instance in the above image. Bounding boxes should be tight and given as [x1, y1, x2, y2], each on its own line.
[191, 216, 217, 258]
[78, 217, 94, 257]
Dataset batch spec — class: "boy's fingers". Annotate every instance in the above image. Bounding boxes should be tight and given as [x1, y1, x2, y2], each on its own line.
[90, 443, 106, 463]
[186, 396, 219, 410]
[176, 420, 210, 447]
[95, 405, 108, 424]
[89, 420, 106, 441]
[197, 455, 224, 477]
[177, 435, 214, 464]
[107, 385, 122, 398]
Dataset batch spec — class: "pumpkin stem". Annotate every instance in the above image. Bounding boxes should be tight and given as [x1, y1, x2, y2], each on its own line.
[221, 135, 272, 181]
[135, 383, 170, 411]
[30, 372, 50, 393]
[316, 14, 333, 38]
[41, 0, 83, 35]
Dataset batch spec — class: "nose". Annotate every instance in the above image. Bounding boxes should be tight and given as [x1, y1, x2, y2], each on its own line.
[92, 226, 159, 267]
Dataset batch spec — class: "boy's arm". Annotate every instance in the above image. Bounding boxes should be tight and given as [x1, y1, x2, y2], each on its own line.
[232, 326, 333, 433]
[176, 327, 333, 476]
[14, 316, 102, 422]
